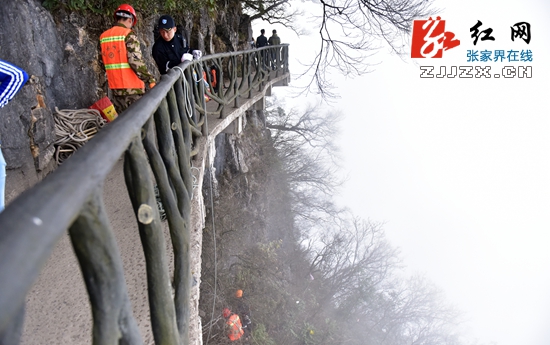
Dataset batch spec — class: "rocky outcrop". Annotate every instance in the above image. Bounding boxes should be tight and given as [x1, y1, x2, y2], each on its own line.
[0, 0, 108, 197]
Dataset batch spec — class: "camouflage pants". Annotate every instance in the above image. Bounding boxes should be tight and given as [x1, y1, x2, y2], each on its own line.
[112, 94, 142, 113]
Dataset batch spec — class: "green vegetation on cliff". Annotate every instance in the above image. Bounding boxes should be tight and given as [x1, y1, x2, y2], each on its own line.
[42, 0, 216, 16]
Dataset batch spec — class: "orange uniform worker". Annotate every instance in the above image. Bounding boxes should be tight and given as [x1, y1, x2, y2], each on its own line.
[99, 4, 156, 112]
[222, 308, 244, 341]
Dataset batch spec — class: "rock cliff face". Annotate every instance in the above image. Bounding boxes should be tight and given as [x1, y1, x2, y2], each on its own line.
[0, 0, 251, 201]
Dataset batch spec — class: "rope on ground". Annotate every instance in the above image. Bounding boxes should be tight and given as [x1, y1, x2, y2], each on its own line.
[53, 107, 106, 165]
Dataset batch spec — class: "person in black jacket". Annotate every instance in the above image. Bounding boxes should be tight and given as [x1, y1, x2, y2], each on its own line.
[255, 29, 269, 69]
[152, 15, 190, 75]
[256, 29, 268, 48]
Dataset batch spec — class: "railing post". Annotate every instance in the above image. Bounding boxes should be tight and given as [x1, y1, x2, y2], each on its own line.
[218, 59, 225, 119]
[195, 63, 208, 135]
[247, 52, 252, 98]
[267, 47, 272, 82]
[0, 305, 24, 345]
[284, 45, 289, 73]
[232, 56, 239, 108]
[275, 45, 280, 77]
[258, 49, 264, 92]
[69, 188, 144, 344]
[124, 135, 181, 345]
[143, 110, 192, 344]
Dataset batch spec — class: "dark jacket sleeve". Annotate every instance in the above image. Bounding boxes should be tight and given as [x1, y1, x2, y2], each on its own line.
[152, 40, 171, 74]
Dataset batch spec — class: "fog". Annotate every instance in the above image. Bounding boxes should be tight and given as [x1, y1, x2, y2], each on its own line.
[254, 0, 550, 344]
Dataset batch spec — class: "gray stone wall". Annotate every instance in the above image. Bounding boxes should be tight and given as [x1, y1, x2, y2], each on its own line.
[0, 0, 110, 198]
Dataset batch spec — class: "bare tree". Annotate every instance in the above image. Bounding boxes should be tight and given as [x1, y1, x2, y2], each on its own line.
[242, 0, 304, 33]
[305, 217, 400, 303]
[296, 215, 467, 345]
[346, 275, 464, 345]
[265, 101, 346, 234]
[267, 103, 341, 158]
[297, 0, 437, 98]
[239, 0, 307, 39]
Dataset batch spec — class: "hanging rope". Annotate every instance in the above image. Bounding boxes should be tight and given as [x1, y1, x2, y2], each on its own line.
[53, 107, 106, 164]
[173, 66, 195, 119]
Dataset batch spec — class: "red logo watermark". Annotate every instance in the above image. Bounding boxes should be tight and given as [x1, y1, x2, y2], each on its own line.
[411, 17, 460, 58]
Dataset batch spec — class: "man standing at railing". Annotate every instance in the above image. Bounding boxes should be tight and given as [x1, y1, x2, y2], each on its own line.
[256, 29, 269, 70]
[256, 29, 268, 48]
[267, 29, 281, 70]
[267, 30, 281, 46]
[0, 60, 29, 212]
[152, 15, 190, 75]
[100, 4, 157, 112]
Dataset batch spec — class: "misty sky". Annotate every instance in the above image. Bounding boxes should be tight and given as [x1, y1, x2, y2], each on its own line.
[253, 0, 550, 344]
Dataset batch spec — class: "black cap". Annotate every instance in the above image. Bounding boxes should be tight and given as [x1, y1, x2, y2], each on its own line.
[158, 15, 175, 30]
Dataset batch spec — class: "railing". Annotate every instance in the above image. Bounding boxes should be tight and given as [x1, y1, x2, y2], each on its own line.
[0, 44, 289, 344]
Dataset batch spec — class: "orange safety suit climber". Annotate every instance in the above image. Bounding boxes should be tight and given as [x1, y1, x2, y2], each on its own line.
[100, 26, 145, 90]
[226, 313, 244, 341]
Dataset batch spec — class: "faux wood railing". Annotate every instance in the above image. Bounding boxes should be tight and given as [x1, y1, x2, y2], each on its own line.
[0, 44, 289, 345]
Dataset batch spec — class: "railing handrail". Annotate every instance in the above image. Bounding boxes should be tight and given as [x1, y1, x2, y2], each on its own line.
[0, 45, 289, 343]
